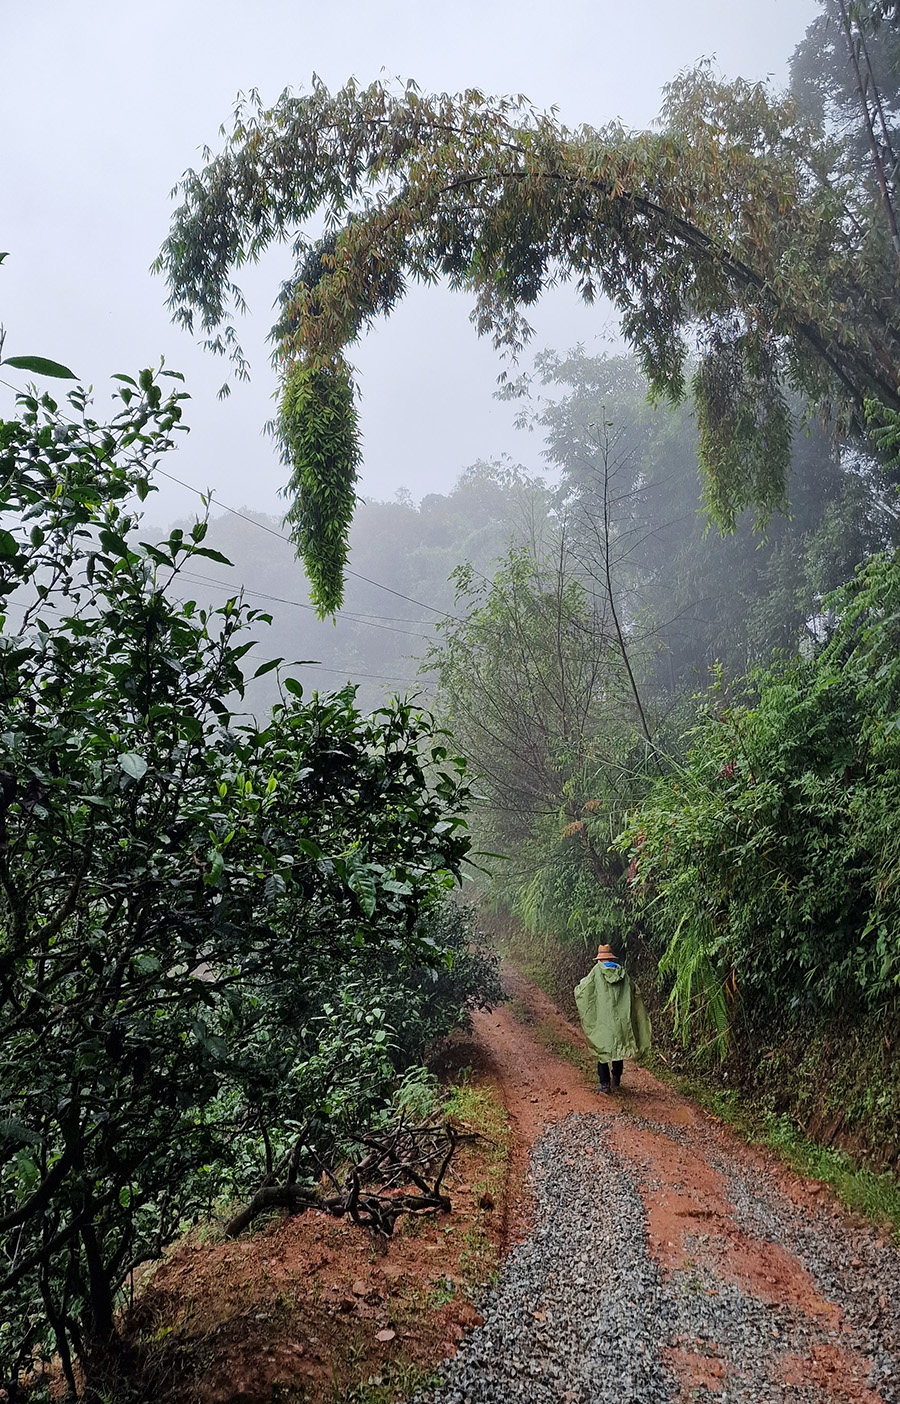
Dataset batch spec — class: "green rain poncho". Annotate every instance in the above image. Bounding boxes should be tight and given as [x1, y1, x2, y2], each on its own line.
[574, 962, 652, 1063]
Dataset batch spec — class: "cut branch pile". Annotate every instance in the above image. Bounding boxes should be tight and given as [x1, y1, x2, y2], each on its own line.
[225, 1117, 478, 1241]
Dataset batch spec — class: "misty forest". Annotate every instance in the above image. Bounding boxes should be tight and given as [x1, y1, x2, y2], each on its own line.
[5, 2, 900, 1401]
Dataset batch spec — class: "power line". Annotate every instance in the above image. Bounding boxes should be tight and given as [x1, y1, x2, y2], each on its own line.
[5, 584, 435, 691]
[176, 570, 435, 642]
[0, 384, 457, 624]
[347, 568, 451, 617]
[280, 664, 434, 687]
[152, 466, 457, 621]
[174, 626, 433, 689]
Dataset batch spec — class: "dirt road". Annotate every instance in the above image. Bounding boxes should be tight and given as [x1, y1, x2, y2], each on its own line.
[133, 968, 900, 1403]
[449, 968, 900, 1403]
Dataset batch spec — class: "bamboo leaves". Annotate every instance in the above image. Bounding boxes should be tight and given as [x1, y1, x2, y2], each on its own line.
[158, 67, 900, 605]
[278, 356, 360, 616]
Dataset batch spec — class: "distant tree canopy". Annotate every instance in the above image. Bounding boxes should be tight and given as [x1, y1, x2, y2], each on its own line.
[156, 54, 900, 613]
[793, 0, 900, 160]
[531, 349, 900, 686]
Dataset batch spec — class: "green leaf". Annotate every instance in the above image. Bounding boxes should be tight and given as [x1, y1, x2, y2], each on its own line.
[253, 658, 283, 679]
[347, 863, 377, 917]
[3, 355, 77, 379]
[13, 1150, 40, 1192]
[119, 752, 148, 781]
[0, 1117, 41, 1146]
[193, 546, 234, 566]
[264, 872, 286, 902]
[99, 528, 131, 560]
[0, 529, 18, 558]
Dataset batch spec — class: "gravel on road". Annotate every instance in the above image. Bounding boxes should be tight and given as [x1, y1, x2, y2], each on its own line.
[416, 976, 900, 1404]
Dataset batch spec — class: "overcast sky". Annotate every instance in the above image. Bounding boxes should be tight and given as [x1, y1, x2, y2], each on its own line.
[3, 0, 819, 523]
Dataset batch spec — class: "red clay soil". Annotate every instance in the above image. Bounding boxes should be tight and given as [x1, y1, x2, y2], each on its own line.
[780, 1345, 887, 1404]
[469, 984, 601, 1136]
[503, 966, 892, 1404]
[126, 1069, 506, 1403]
[464, 973, 603, 1244]
[125, 985, 599, 1404]
[123, 966, 892, 1403]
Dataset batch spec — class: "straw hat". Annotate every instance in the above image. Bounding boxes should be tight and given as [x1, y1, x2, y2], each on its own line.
[596, 943, 618, 963]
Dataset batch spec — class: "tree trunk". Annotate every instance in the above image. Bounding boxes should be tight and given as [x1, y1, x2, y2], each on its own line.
[79, 1219, 130, 1401]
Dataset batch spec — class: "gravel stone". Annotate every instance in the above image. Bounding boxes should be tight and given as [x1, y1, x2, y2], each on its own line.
[411, 1111, 900, 1404]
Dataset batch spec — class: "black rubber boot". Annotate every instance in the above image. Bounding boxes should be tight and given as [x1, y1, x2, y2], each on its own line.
[597, 1061, 611, 1093]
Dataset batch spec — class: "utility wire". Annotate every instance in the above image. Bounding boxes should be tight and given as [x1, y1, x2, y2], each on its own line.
[277, 664, 433, 687]
[345, 567, 451, 617]
[0, 380, 458, 623]
[176, 569, 435, 641]
[4, 581, 433, 687]
[168, 623, 433, 689]
[152, 466, 458, 622]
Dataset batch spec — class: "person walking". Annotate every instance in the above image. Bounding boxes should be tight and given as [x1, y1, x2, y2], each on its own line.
[574, 943, 651, 1093]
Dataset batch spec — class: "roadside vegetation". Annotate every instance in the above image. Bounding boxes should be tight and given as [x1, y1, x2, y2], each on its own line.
[120, 1066, 511, 1404]
[0, 369, 498, 1399]
[6, 0, 900, 1397]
